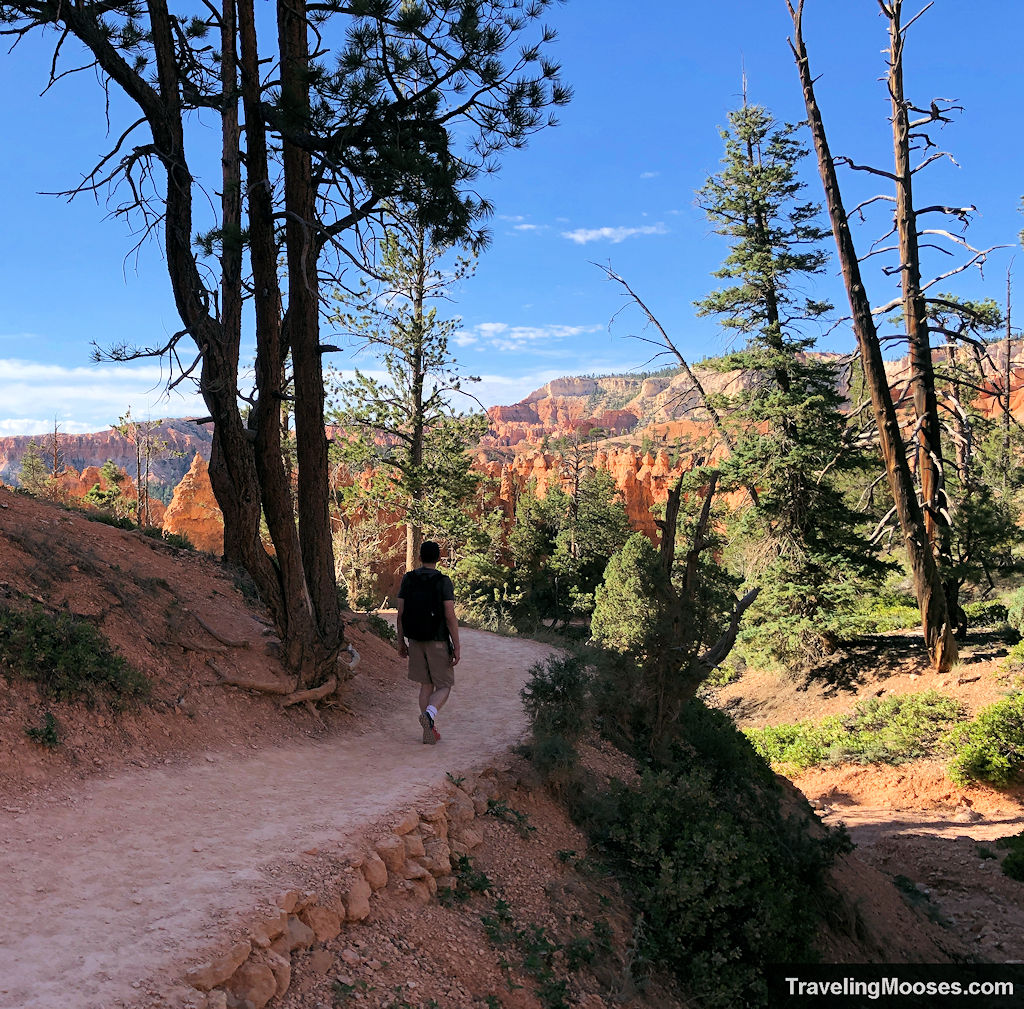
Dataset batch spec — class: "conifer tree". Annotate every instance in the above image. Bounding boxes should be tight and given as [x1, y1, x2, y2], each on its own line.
[329, 212, 486, 574]
[696, 98, 880, 666]
[17, 441, 52, 498]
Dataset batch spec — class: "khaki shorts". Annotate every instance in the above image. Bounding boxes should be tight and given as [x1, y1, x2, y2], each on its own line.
[407, 640, 455, 689]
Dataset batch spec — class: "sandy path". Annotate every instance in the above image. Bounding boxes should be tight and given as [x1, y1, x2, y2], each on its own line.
[0, 628, 556, 1009]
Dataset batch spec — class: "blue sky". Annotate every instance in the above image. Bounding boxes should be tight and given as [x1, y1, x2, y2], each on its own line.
[0, 1, 1021, 434]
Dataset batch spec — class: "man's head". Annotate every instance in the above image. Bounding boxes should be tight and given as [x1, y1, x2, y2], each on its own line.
[419, 540, 441, 565]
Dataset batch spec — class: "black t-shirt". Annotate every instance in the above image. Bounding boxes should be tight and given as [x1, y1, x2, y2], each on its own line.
[398, 567, 455, 642]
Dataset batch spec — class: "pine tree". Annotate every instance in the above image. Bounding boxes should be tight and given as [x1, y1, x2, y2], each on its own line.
[548, 468, 632, 622]
[17, 441, 52, 498]
[696, 98, 880, 667]
[329, 211, 486, 574]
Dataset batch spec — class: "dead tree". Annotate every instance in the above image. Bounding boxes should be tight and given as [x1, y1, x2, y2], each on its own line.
[596, 263, 760, 507]
[862, 0, 1001, 630]
[785, 0, 957, 671]
[1003, 267, 1015, 489]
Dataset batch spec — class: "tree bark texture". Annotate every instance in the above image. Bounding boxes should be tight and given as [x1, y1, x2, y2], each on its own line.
[787, 0, 956, 671]
[406, 229, 428, 574]
[884, 2, 952, 573]
[278, 0, 342, 670]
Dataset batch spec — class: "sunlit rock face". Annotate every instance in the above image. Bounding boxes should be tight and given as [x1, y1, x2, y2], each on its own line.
[163, 453, 224, 555]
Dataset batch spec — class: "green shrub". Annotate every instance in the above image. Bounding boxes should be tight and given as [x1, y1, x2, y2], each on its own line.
[524, 731, 581, 787]
[963, 599, 1009, 626]
[87, 512, 136, 531]
[24, 710, 60, 748]
[0, 605, 150, 709]
[162, 530, 195, 550]
[354, 591, 379, 612]
[364, 612, 396, 643]
[746, 691, 964, 773]
[520, 653, 591, 742]
[600, 702, 848, 1008]
[854, 580, 922, 634]
[1007, 587, 1024, 634]
[946, 693, 1024, 786]
[1002, 849, 1024, 882]
[1002, 640, 1024, 672]
[452, 553, 531, 632]
[520, 657, 849, 1006]
[141, 525, 195, 550]
[995, 833, 1024, 882]
[591, 534, 667, 659]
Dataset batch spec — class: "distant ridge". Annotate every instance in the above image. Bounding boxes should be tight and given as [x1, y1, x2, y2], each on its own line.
[0, 419, 213, 492]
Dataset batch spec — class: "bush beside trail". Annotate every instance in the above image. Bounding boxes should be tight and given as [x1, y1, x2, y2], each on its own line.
[0, 603, 150, 710]
[743, 687, 1024, 790]
[745, 692, 963, 773]
[519, 652, 851, 1009]
[947, 693, 1024, 786]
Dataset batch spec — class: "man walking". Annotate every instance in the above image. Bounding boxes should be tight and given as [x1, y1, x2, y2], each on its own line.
[396, 541, 461, 744]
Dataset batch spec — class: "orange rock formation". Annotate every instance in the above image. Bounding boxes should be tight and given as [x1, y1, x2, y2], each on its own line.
[163, 454, 224, 555]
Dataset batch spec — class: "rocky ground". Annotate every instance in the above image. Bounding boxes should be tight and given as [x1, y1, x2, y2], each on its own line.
[2, 484, 1019, 1009]
[716, 631, 1024, 966]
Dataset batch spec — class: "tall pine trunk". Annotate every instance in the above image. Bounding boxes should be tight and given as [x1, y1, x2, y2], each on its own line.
[786, 0, 956, 671]
[405, 228, 428, 573]
[884, 3, 957, 627]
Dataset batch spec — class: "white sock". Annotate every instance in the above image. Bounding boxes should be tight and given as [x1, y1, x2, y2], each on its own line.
[426, 704, 438, 721]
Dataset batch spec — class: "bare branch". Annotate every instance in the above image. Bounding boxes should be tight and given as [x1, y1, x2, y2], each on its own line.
[912, 150, 958, 173]
[848, 193, 895, 221]
[834, 156, 899, 182]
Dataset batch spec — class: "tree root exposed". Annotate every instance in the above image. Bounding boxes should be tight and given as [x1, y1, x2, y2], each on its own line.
[206, 643, 361, 708]
[193, 613, 251, 648]
[283, 676, 338, 707]
[166, 638, 229, 654]
[206, 658, 295, 694]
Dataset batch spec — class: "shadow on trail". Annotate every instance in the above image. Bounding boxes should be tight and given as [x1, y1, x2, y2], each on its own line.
[800, 624, 1016, 698]
[801, 633, 930, 697]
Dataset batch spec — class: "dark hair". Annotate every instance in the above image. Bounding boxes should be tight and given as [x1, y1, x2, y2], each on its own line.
[420, 540, 441, 563]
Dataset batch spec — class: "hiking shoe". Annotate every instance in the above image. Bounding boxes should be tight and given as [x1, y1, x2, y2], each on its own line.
[419, 710, 435, 744]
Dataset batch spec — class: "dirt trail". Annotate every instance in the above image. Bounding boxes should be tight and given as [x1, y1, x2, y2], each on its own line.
[0, 628, 556, 1009]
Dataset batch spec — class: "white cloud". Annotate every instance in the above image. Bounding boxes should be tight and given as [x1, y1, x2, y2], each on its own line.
[461, 322, 602, 353]
[561, 223, 669, 245]
[474, 371, 566, 408]
[513, 223, 542, 232]
[453, 330, 478, 348]
[0, 359, 207, 436]
[0, 418, 96, 437]
[498, 214, 526, 222]
[0, 332, 43, 343]
[639, 171, 660, 179]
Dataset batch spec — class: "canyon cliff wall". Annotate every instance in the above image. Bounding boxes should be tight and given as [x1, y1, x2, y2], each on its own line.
[0, 420, 213, 493]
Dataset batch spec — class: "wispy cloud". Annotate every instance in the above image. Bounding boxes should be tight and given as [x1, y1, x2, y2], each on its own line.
[453, 331, 479, 348]
[0, 332, 43, 342]
[498, 214, 526, 223]
[475, 371, 567, 408]
[460, 322, 602, 353]
[0, 359, 207, 436]
[513, 223, 543, 232]
[561, 223, 668, 245]
[639, 171, 660, 179]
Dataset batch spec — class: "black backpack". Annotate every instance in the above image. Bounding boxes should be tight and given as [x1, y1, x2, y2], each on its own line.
[402, 569, 447, 641]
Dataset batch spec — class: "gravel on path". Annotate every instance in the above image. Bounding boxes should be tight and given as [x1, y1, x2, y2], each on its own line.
[0, 628, 557, 1009]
